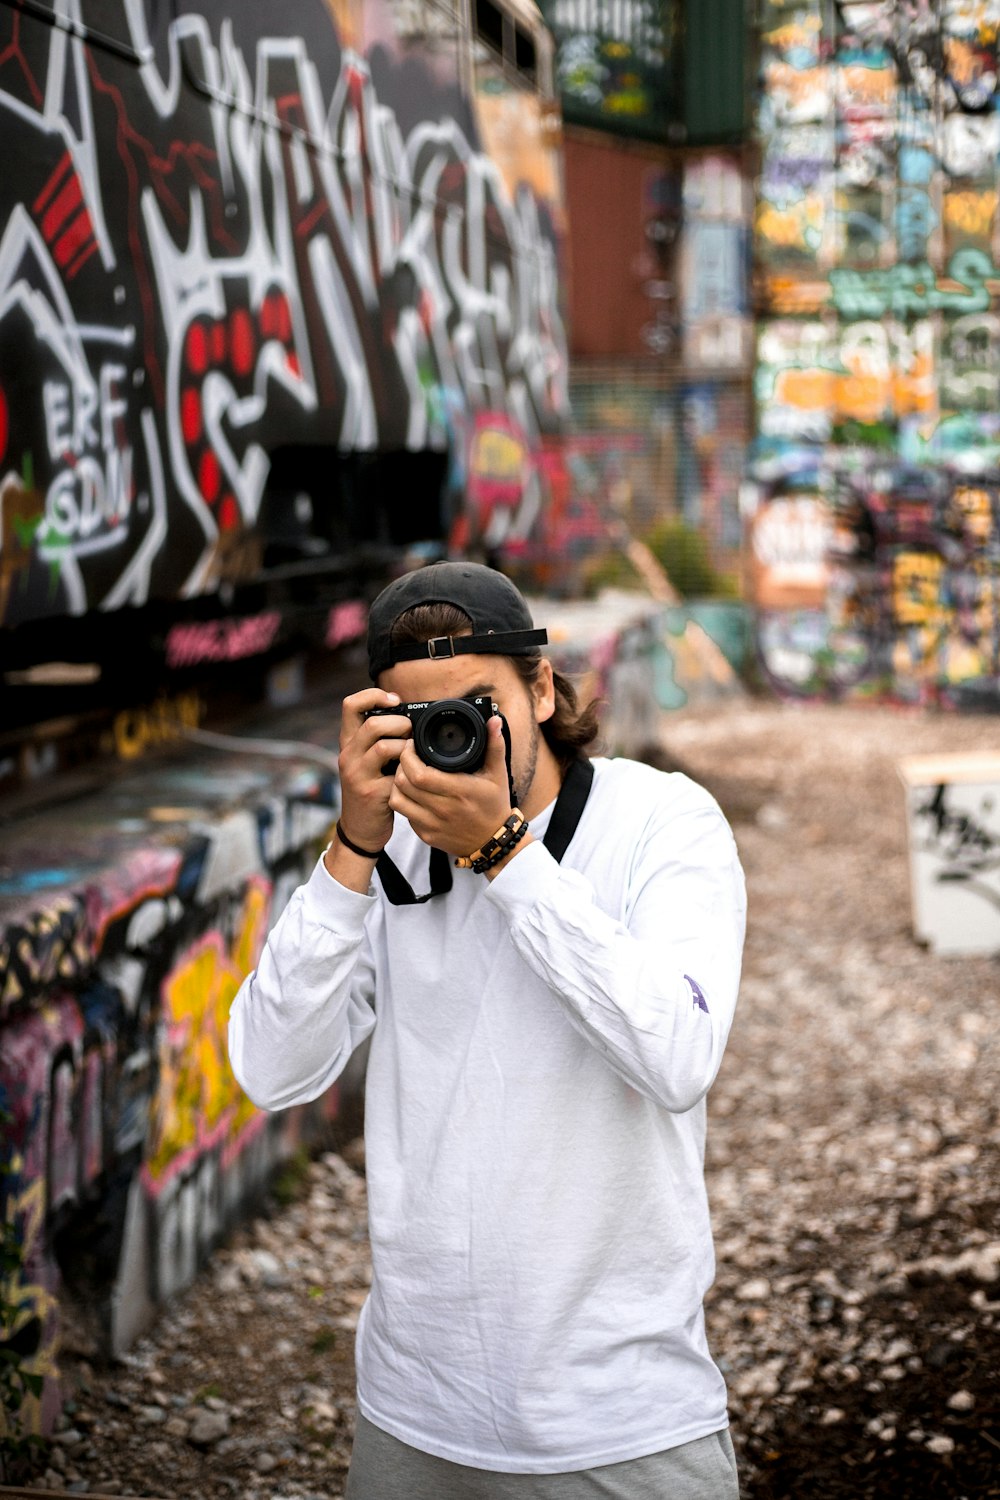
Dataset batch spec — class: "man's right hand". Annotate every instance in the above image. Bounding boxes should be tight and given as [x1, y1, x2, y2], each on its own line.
[330, 689, 413, 870]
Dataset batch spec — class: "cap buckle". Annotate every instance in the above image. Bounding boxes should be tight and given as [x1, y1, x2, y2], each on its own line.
[427, 636, 456, 660]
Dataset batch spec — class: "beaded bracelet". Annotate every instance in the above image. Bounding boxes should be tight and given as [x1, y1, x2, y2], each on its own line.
[455, 809, 529, 874]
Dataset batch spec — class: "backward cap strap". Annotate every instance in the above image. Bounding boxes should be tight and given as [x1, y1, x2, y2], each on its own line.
[384, 627, 547, 667]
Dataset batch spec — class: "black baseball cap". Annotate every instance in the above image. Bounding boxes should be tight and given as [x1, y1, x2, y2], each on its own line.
[367, 562, 548, 680]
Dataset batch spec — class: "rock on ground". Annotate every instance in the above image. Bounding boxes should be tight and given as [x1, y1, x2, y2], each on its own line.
[25, 701, 1000, 1499]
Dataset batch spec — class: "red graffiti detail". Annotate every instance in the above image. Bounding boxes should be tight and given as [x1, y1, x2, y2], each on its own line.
[275, 294, 292, 342]
[219, 494, 239, 531]
[65, 238, 99, 281]
[230, 308, 254, 377]
[53, 207, 94, 268]
[180, 388, 201, 445]
[211, 321, 227, 363]
[0, 14, 45, 109]
[186, 323, 208, 375]
[286, 351, 301, 377]
[32, 152, 73, 215]
[198, 449, 221, 504]
[41, 173, 83, 242]
[261, 291, 292, 342]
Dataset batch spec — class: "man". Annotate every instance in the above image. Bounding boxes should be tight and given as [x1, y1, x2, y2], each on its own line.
[229, 562, 746, 1499]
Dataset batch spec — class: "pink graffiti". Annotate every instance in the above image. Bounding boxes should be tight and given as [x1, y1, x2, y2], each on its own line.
[324, 599, 367, 651]
[165, 611, 282, 669]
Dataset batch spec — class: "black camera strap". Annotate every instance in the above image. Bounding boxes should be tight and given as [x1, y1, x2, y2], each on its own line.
[375, 843, 454, 904]
[542, 755, 594, 864]
[375, 754, 594, 906]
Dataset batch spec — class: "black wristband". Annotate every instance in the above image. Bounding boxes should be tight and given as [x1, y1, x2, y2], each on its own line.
[335, 821, 385, 860]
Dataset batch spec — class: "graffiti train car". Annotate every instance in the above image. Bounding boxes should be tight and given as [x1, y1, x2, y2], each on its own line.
[0, 1, 567, 1450]
[0, 0, 568, 761]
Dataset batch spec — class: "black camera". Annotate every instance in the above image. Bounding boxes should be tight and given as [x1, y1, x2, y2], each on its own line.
[366, 695, 498, 774]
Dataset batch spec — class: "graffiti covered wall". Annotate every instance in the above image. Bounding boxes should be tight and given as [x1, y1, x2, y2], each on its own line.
[539, 0, 676, 140]
[0, 0, 567, 630]
[752, 0, 1000, 705]
[0, 746, 342, 1440]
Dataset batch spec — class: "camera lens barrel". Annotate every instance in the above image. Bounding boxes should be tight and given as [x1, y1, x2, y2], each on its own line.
[413, 698, 489, 772]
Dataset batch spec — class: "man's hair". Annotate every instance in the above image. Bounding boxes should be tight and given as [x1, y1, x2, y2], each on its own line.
[388, 602, 601, 766]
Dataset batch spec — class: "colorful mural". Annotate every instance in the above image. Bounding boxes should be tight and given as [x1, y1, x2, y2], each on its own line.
[748, 461, 1000, 705]
[752, 0, 1000, 705]
[0, 749, 342, 1436]
[540, 0, 675, 140]
[0, 0, 567, 633]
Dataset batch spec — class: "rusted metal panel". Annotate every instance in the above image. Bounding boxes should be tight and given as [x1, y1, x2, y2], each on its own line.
[563, 132, 678, 359]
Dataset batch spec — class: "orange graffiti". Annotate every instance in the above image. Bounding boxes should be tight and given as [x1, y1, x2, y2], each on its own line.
[839, 63, 896, 111]
[773, 366, 837, 411]
[756, 195, 824, 251]
[835, 370, 890, 424]
[892, 346, 936, 417]
[944, 36, 996, 85]
[475, 89, 561, 207]
[944, 189, 998, 239]
[765, 62, 830, 113]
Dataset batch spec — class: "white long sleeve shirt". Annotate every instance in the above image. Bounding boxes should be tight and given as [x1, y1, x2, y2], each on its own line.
[229, 756, 746, 1472]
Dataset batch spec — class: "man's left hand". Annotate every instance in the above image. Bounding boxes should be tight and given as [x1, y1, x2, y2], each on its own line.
[388, 715, 512, 858]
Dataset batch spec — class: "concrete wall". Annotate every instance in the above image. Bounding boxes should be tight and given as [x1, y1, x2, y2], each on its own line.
[0, 741, 343, 1439]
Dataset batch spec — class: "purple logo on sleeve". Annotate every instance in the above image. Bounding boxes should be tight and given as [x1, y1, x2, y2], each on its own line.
[685, 975, 709, 1013]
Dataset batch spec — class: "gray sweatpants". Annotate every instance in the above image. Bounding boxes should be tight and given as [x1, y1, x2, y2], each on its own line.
[345, 1414, 741, 1499]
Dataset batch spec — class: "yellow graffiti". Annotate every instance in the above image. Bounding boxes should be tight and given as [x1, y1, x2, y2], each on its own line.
[945, 4, 997, 42]
[146, 879, 270, 1181]
[0, 1169, 59, 1442]
[762, 16, 821, 53]
[892, 552, 949, 627]
[953, 486, 994, 540]
[470, 428, 525, 482]
[112, 692, 202, 761]
[944, 189, 998, 240]
[892, 626, 992, 686]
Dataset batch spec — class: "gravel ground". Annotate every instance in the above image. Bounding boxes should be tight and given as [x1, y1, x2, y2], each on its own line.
[19, 699, 1000, 1499]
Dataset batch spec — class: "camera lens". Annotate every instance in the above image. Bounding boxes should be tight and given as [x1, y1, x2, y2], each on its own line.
[414, 699, 488, 772]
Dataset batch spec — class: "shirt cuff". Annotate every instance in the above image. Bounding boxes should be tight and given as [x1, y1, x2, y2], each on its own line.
[483, 837, 560, 920]
[301, 849, 377, 931]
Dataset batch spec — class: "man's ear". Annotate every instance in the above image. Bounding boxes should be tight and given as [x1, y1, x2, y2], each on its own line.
[532, 658, 556, 725]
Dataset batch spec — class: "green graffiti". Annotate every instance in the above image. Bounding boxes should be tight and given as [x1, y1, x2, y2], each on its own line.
[20, 451, 33, 491]
[12, 514, 41, 549]
[829, 249, 1000, 318]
